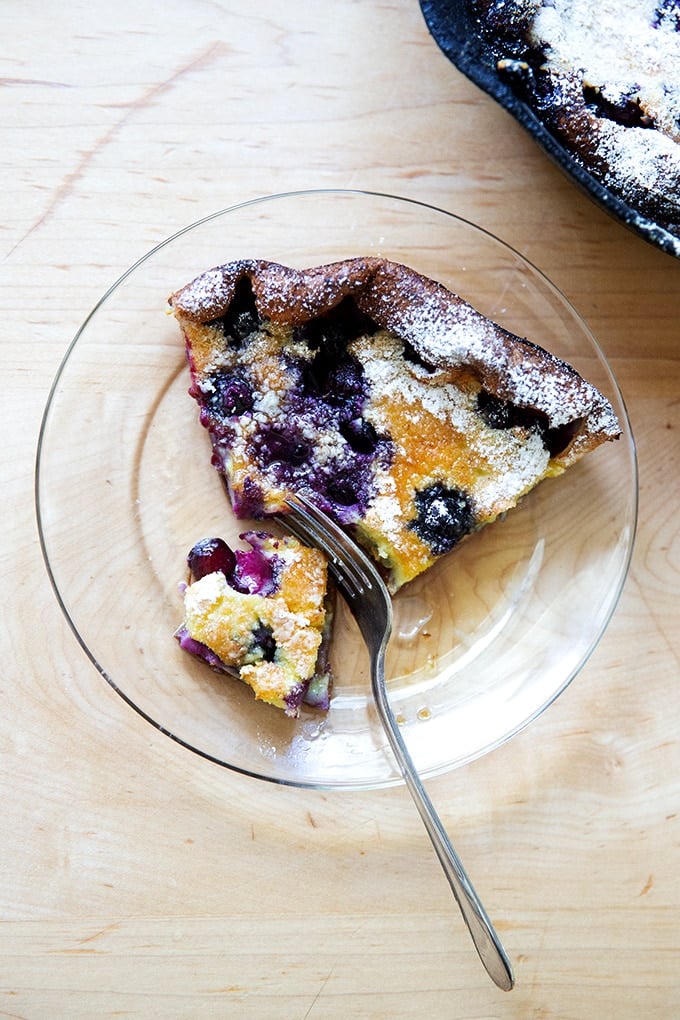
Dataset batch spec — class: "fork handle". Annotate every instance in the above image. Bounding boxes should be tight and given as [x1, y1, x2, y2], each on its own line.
[371, 652, 515, 992]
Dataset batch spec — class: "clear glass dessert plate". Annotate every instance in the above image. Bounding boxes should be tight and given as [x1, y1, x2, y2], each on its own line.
[35, 190, 637, 790]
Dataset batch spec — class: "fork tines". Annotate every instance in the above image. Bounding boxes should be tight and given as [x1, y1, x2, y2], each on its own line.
[282, 493, 376, 599]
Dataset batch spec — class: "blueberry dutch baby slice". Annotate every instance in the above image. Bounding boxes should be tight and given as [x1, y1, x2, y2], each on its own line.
[170, 257, 620, 592]
[176, 531, 333, 717]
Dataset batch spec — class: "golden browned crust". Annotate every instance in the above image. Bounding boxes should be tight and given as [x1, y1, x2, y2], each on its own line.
[170, 256, 620, 468]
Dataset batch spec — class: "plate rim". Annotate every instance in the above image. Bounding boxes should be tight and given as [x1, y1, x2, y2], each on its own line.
[34, 188, 639, 790]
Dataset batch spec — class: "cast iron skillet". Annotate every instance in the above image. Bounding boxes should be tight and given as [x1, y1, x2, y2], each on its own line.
[420, 0, 680, 259]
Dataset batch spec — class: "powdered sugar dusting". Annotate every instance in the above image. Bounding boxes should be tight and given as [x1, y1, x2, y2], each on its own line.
[174, 257, 620, 438]
[357, 329, 551, 522]
[173, 257, 621, 588]
[381, 273, 614, 431]
[531, 0, 680, 143]
[174, 265, 238, 318]
[526, 0, 680, 235]
[598, 123, 680, 212]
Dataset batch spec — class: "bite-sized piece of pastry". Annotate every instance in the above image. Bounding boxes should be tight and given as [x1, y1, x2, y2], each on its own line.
[170, 257, 620, 591]
[175, 531, 333, 716]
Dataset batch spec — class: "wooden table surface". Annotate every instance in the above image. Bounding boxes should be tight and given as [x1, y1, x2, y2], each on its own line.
[4, 2, 679, 1016]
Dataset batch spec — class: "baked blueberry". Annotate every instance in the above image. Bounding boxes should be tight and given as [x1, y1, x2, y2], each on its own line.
[294, 295, 379, 350]
[207, 276, 260, 344]
[251, 622, 277, 662]
[409, 483, 477, 555]
[200, 371, 253, 421]
[340, 416, 380, 454]
[250, 425, 312, 471]
[187, 536, 236, 581]
[477, 389, 583, 456]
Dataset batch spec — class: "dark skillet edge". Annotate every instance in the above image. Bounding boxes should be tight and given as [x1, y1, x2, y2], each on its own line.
[419, 0, 680, 260]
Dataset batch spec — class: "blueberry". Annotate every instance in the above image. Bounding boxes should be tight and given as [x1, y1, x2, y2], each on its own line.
[302, 350, 365, 403]
[234, 476, 266, 519]
[187, 537, 236, 580]
[340, 416, 379, 453]
[251, 426, 311, 469]
[408, 483, 476, 555]
[477, 388, 547, 434]
[207, 277, 260, 344]
[401, 338, 436, 372]
[231, 540, 279, 597]
[476, 389, 580, 456]
[251, 622, 277, 662]
[296, 300, 373, 403]
[327, 358, 365, 404]
[299, 352, 330, 396]
[203, 371, 253, 418]
[476, 390, 517, 430]
[294, 296, 378, 351]
[325, 469, 362, 509]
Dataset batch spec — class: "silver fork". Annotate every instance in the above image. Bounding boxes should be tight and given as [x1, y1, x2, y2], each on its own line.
[282, 493, 514, 992]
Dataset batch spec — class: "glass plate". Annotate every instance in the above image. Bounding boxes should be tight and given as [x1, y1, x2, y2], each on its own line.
[35, 190, 637, 790]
